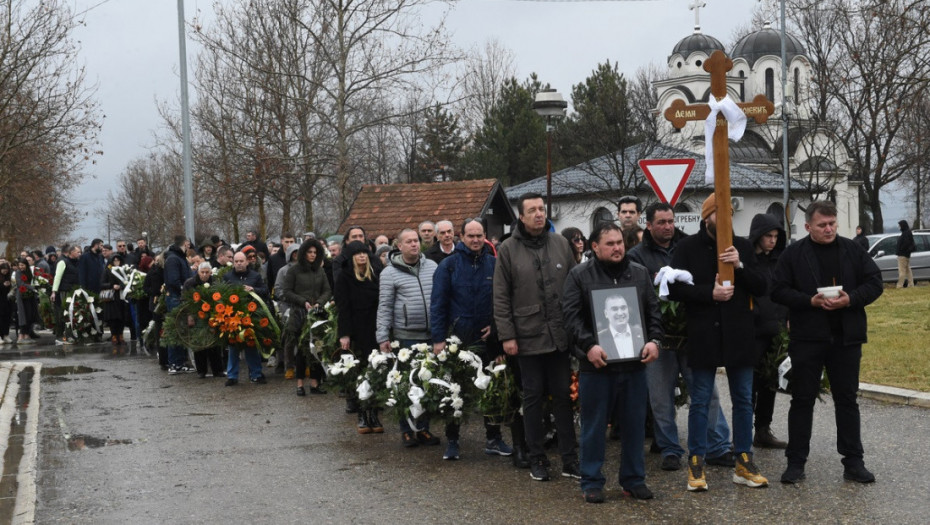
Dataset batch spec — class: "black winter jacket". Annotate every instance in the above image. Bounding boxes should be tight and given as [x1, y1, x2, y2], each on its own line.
[747, 213, 788, 340]
[562, 257, 663, 374]
[771, 235, 882, 345]
[626, 228, 687, 277]
[668, 222, 767, 369]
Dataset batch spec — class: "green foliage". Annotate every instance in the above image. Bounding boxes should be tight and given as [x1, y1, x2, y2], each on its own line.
[411, 104, 465, 182]
[477, 362, 519, 424]
[460, 75, 551, 186]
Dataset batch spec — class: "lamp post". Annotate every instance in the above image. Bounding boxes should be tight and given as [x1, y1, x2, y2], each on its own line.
[533, 89, 568, 218]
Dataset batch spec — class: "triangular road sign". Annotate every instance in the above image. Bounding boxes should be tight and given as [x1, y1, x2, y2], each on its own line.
[638, 158, 696, 207]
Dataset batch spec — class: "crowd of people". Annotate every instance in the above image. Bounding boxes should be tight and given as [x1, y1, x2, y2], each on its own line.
[0, 192, 884, 503]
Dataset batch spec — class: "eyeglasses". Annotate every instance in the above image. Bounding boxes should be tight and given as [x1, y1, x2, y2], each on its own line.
[572, 237, 584, 243]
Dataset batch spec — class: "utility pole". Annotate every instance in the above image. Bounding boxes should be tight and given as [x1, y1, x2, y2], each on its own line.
[177, 0, 195, 243]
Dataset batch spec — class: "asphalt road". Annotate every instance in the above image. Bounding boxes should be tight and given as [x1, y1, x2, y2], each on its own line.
[1, 338, 928, 524]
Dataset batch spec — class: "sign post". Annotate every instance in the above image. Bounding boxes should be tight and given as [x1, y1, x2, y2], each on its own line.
[639, 158, 695, 207]
[663, 50, 774, 284]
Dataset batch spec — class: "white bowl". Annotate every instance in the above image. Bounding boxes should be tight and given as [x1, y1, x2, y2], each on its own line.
[817, 285, 842, 299]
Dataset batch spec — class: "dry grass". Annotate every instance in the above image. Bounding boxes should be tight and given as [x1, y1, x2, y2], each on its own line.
[862, 284, 930, 392]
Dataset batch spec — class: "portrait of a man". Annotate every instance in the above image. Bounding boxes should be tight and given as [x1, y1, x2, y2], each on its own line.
[591, 287, 645, 362]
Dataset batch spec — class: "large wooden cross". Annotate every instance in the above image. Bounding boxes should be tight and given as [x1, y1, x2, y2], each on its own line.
[663, 50, 774, 284]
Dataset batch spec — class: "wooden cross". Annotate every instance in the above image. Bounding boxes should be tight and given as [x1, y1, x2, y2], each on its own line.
[663, 50, 774, 284]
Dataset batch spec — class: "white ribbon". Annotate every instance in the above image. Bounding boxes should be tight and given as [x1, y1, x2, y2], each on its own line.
[357, 379, 373, 400]
[704, 96, 747, 184]
[778, 356, 792, 391]
[653, 266, 695, 301]
[67, 289, 102, 336]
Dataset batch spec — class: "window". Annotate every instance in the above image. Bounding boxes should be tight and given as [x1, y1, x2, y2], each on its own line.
[793, 68, 800, 103]
[738, 70, 745, 101]
[870, 236, 897, 257]
[765, 68, 775, 102]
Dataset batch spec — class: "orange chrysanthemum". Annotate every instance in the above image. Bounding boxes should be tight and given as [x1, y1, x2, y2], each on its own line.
[201, 302, 210, 312]
[229, 294, 240, 304]
[262, 338, 272, 346]
[247, 302, 257, 312]
[192, 292, 201, 302]
[259, 318, 269, 328]
[215, 303, 225, 313]
[198, 311, 206, 319]
[212, 292, 222, 301]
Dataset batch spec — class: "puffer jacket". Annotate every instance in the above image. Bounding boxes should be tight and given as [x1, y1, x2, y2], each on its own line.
[562, 256, 663, 373]
[493, 221, 575, 356]
[430, 241, 495, 346]
[376, 251, 437, 343]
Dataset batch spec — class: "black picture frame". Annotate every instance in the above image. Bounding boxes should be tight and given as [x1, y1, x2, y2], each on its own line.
[589, 284, 646, 363]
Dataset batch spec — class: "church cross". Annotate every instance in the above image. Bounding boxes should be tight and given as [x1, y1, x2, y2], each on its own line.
[689, 1, 706, 29]
[662, 50, 775, 284]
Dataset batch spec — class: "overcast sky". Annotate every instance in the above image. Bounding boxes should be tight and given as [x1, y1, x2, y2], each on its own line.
[67, 0, 901, 241]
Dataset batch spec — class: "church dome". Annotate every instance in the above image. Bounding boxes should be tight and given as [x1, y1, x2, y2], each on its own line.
[731, 22, 807, 68]
[670, 30, 725, 61]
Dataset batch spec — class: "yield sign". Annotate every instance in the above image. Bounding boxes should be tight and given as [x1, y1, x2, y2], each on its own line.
[638, 158, 696, 207]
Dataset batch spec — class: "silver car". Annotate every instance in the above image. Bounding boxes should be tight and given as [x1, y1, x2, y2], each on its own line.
[866, 231, 930, 283]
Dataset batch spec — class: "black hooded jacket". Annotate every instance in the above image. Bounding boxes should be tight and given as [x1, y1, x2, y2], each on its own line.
[747, 213, 789, 340]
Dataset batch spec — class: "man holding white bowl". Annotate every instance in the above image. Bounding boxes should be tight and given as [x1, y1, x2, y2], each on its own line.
[771, 201, 883, 485]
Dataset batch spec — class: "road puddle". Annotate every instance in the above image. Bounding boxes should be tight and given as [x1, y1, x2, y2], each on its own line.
[41, 366, 101, 382]
[66, 435, 139, 451]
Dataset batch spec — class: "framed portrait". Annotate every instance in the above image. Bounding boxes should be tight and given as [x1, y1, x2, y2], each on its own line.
[589, 284, 646, 363]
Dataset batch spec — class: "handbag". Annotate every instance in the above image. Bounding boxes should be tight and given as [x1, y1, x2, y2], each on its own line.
[99, 289, 115, 302]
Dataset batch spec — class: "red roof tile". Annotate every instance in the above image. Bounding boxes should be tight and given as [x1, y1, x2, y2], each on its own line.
[338, 179, 503, 238]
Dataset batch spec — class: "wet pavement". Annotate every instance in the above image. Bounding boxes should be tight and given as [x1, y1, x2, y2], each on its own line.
[1, 334, 929, 524]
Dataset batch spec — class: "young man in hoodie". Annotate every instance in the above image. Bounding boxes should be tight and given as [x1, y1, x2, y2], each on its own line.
[747, 213, 789, 449]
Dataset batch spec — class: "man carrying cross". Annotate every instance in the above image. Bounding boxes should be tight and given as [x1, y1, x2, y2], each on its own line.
[663, 50, 775, 492]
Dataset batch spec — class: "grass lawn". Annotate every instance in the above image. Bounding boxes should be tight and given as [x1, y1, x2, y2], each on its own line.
[862, 284, 930, 392]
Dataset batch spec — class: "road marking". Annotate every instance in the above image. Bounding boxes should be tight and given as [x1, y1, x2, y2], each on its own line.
[0, 362, 41, 525]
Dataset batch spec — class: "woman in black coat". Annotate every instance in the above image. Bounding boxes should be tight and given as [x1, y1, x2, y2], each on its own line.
[335, 241, 382, 433]
[102, 253, 133, 353]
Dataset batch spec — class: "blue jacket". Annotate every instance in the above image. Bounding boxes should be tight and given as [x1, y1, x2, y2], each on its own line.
[430, 242, 495, 345]
[163, 245, 193, 296]
[78, 249, 104, 292]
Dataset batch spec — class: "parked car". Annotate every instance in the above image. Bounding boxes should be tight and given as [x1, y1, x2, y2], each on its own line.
[866, 231, 930, 283]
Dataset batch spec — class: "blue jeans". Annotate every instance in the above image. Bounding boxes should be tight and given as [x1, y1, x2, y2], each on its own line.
[226, 346, 264, 381]
[647, 349, 732, 458]
[398, 339, 430, 433]
[689, 366, 754, 458]
[579, 369, 647, 492]
[165, 295, 187, 368]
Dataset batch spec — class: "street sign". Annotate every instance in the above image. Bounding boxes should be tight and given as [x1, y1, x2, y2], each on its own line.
[639, 158, 696, 207]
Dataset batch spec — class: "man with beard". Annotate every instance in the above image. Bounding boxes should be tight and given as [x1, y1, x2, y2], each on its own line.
[78, 239, 105, 293]
[563, 221, 662, 502]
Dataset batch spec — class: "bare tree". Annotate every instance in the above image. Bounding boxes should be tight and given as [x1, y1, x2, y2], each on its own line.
[456, 38, 518, 137]
[0, 0, 101, 250]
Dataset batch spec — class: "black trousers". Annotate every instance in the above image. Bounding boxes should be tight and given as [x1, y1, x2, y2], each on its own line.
[752, 337, 778, 430]
[786, 339, 864, 467]
[518, 351, 577, 464]
[194, 347, 225, 376]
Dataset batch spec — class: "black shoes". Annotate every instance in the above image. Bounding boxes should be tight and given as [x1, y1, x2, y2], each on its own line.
[754, 426, 788, 449]
[583, 488, 605, 503]
[402, 431, 419, 448]
[225, 378, 238, 386]
[780, 464, 806, 484]
[357, 412, 372, 434]
[345, 398, 360, 414]
[661, 455, 681, 471]
[416, 430, 440, 446]
[561, 461, 582, 480]
[843, 463, 875, 483]
[368, 410, 384, 433]
[309, 386, 326, 395]
[706, 452, 736, 467]
[624, 484, 654, 500]
[250, 375, 267, 384]
[296, 386, 306, 396]
[530, 460, 550, 481]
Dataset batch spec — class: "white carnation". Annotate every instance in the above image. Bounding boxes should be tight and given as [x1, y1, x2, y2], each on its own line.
[451, 397, 464, 409]
[390, 340, 400, 349]
[418, 367, 432, 382]
[397, 348, 411, 362]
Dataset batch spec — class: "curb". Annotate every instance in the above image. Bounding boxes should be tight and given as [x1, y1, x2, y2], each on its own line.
[859, 382, 930, 408]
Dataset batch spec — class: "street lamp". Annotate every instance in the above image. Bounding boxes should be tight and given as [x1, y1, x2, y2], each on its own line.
[533, 89, 568, 218]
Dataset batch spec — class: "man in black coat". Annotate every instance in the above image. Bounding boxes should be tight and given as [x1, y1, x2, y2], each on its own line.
[895, 219, 916, 288]
[771, 201, 883, 484]
[562, 221, 661, 503]
[668, 194, 769, 492]
[78, 239, 105, 293]
[266, 232, 296, 294]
